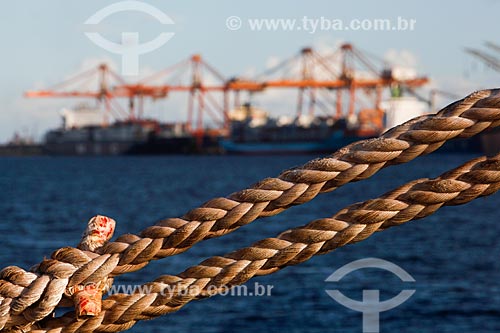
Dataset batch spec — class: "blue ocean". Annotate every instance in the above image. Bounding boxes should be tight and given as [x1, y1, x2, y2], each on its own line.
[0, 154, 499, 332]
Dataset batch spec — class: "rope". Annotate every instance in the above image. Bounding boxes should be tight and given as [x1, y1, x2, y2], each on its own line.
[33, 153, 500, 333]
[1, 88, 500, 332]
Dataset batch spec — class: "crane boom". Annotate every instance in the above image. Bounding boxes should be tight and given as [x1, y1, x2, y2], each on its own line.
[465, 47, 500, 72]
[26, 43, 429, 130]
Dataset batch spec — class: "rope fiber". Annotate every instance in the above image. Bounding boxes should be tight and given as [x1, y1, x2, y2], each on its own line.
[35, 153, 500, 333]
[1, 88, 500, 332]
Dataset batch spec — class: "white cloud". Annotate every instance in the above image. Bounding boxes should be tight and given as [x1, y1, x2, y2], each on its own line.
[265, 56, 281, 69]
[241, 66, 258, 78]
[383, 49, 418, 68]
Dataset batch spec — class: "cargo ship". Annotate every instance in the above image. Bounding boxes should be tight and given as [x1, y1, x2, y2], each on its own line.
[220, 104, 371, 154]
[28, 43, 500, 156]
[0, 132, 42, 156]
[220, 96, 483, 155]
[42, 98, 488, 156]
[43, 106, 220, 155]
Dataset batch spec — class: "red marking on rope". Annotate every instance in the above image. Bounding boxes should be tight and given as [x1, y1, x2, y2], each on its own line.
[80, 298, 88, 308]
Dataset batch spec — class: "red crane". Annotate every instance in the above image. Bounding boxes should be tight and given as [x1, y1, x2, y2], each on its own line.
[25, 42, 429, 137]
[115, 54, 230, 137]
[25, 64, 131, 123]
[226, 43, 428, 119]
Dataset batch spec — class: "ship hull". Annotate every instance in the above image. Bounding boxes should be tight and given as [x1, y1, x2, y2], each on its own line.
[221, 132, 485, 155]
[221, 132, 370, 155]
[43, 138, 199, 156]
[42, 121, 211, 155]
[0, 144, 42, 156]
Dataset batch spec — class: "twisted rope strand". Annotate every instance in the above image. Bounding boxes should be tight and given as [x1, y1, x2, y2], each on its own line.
[94, 89, 500, 275]
[35, 153, 500, 333]
[2, 89, 500, 331]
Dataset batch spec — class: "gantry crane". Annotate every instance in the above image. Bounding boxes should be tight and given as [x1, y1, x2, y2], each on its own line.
[115, 54, 229, 134]
[225, 43, 428, 119]
[24, 64, 132, 124]
[25, 42, 429, 135]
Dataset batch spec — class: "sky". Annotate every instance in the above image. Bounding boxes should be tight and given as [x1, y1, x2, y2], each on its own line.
[0, 0, 499, 142]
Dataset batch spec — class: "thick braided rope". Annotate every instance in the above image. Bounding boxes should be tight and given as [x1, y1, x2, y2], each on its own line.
[34, 153, 500, 333]
[2, 88, 500, 331]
